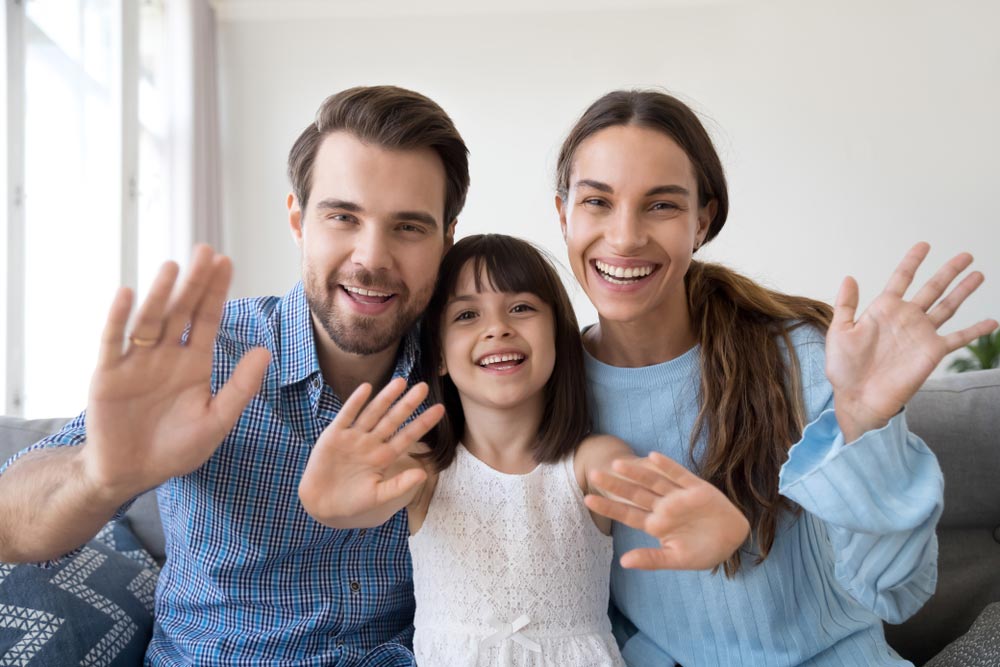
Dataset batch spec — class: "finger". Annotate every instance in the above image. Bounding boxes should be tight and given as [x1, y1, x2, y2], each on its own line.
[209, 347, 271, 433]
[99, 287, 134, 367]
[369, 382, 431, 441]
[330, 383, 374, 429]
[352, 377, 409, 432]
[374, 467, 428, 507]
[608, 459, 684, 496]
[584, 494, 650, 532]
[882, 242, 930, 298]
[384, 404, 445, 458]
[162, 245, 217, 344]
[588, 469, 661, 510]
[831, 276, 859, 331]
[620, 548, 685, 571]
[127, 261, 180, 348]
[942, 319, 1000, 352]
[186, 255, 233, 353]
[927, 271, 984, 328]
[910, 252, 973, 312]
[620, 452, 699, 489]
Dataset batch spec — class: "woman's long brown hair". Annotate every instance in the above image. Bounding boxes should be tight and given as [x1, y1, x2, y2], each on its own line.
[558, 90, 833, 576]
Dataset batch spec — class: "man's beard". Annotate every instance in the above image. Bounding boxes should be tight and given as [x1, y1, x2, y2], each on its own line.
[304, 264, 429, 356]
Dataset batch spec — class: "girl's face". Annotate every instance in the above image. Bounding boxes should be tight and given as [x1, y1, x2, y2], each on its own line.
[556, 124, 714, 327]
[440, 262, 557, 413]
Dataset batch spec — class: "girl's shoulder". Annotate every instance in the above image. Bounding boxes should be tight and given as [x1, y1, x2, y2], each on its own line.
[573, 434, 634, 492]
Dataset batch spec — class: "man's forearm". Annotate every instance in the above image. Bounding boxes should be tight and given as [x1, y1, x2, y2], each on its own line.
[0, 445, 127, 562]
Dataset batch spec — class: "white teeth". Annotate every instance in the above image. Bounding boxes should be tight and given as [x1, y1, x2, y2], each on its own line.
[344, 285, 392, 298]
[478, 353, 526, 366]
[595, 260, 654, 280]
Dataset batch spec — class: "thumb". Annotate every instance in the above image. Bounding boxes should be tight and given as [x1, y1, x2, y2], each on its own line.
[832, 276, 859, 331]
[212, 347, 271, 429]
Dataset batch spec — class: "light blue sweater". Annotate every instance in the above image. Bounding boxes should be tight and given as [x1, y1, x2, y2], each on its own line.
[586, 325, 942, 667]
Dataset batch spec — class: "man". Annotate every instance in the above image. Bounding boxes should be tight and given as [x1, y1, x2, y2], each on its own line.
[0, 86, 468, 665]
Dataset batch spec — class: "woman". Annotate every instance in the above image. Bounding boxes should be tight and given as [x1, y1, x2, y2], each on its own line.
[554, 90, 997, 666]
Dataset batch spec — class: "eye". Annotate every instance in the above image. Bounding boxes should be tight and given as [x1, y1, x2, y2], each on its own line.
[454, 310, 477, 321]
[510, 303, 536, 314]
[581, 197, 609, 208]
[650, 201, 680, 212]
[398, 223, 425, 234]
[326, 213, 358, 224]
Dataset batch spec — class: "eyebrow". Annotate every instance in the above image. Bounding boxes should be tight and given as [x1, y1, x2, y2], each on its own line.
[313, 198, 439, 228]
[574, 179, 690, 198]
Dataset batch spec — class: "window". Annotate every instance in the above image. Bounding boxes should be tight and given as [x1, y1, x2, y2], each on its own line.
[4, 0, 167, 418]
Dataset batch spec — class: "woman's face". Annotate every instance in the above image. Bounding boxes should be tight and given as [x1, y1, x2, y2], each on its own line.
[556, 124, 714, 327]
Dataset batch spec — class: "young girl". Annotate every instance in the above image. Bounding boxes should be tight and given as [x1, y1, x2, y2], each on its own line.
[298, 233, 750, 666]
[552, 89, 998, 666]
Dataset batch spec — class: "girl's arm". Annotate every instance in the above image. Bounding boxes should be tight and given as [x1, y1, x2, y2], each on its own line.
[580, 435, 750, 571]
[298, 378, 441, 530]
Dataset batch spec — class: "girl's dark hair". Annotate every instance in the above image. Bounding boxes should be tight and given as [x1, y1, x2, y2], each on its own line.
[557, 90, 833, 576]
[420, 234, 590, 471]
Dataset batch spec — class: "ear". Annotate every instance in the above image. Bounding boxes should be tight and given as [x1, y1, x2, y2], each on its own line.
[696, 199, 717, 246]
[288, 193, 304, 248]
[438, 355, 448, 377]
[554, 195, 568, 241]
[444, 219, 457, 251]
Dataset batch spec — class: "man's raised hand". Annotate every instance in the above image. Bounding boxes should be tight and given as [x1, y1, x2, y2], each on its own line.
[80, 245, 271, 503]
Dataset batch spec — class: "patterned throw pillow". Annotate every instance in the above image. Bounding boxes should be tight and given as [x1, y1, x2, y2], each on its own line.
[0, 519, 159, 666]
[924, 603, 1000, 667]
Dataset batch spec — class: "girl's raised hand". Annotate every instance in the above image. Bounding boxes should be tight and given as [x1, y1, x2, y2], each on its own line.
[585, 452, 750, 570]
[825, 243, 998, 442]
[298, 378, 444, 528]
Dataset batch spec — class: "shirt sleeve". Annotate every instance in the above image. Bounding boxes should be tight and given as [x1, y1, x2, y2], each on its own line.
[777, 334, 942, 624]
[1, 410, 138, 567]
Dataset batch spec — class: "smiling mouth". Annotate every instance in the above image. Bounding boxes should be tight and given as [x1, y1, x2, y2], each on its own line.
[477, 352, 526, 370]
[341, 285, 396, 304]
[592, 260, 660, 285]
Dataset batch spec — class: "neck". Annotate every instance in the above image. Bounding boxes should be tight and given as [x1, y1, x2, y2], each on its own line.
[460, 395, 544, 474]
[311, 314, 402, 401]
[585, 293, 698, 367]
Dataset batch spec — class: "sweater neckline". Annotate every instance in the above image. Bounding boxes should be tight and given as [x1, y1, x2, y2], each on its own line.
[583, 338, 701, 390]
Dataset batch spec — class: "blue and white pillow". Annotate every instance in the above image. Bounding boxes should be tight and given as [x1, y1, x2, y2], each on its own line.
[0, 518, 158, 665]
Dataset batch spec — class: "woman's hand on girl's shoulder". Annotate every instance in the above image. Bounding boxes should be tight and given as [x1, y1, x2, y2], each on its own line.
[584, 451, 750, 571]
[825, 242, 997, 442]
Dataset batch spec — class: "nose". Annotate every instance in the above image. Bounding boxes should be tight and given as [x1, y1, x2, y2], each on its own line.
[350, 225, 393, 271]
[605, 208, 647, 255]
[482, 314, 514, 340]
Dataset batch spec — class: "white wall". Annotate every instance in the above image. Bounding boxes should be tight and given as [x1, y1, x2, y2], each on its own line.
[217, 0, 1000, 365]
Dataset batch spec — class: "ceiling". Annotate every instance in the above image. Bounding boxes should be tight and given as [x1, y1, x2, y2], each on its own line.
[210, 0, 754, 22]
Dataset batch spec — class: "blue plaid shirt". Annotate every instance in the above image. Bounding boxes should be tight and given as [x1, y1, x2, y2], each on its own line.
[8, 282, 420, 666]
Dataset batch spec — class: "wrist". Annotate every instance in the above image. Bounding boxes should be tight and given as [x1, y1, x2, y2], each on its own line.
[74, 441, 149, 508]
[833, 401, 890, 444]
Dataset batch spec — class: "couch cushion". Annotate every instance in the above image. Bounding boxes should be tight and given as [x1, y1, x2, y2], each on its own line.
[0, 518, 158, 665]
[0, 417, 165, 562]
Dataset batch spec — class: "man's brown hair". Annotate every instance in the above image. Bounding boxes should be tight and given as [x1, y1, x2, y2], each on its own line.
[288, 86, 470, 226]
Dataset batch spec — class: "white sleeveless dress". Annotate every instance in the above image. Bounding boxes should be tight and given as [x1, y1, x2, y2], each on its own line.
[408, 444, 625, 667]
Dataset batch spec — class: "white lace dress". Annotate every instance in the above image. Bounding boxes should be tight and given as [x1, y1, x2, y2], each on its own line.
[408, 445, 624, 667]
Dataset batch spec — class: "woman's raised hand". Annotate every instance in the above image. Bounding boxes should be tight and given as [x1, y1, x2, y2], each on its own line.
[585, 452, 750, 571]
[825, 242, 998, 442]
[298, 378, 443, 527]
[81, 245, 271, 503]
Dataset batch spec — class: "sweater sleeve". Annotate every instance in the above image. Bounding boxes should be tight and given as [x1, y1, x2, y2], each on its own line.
[776, 329, 943, 624]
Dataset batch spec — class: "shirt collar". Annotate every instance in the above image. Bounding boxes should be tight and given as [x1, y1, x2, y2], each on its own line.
[278, 281, 423, 388]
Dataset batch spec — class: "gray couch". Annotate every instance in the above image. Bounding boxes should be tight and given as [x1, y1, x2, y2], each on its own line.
[1, 369, 998, 665]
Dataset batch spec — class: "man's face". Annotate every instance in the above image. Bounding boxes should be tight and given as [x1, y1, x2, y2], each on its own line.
[288, 131, 453, 355]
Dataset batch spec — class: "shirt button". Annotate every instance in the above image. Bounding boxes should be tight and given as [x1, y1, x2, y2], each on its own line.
[349, 581, 361, 593]
[358, 528, 367, 538]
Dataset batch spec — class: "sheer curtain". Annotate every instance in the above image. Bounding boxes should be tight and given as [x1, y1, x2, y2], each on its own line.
[164, 0, 223, 265]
